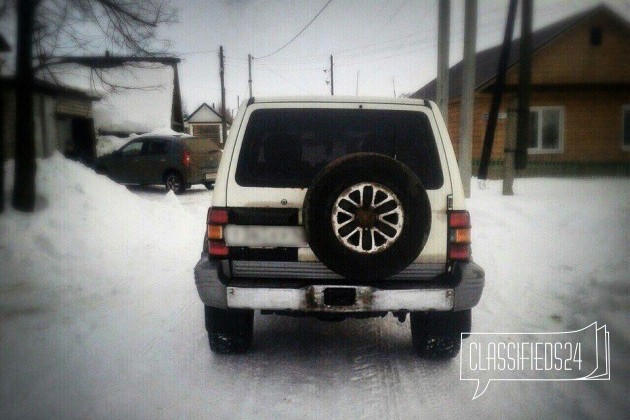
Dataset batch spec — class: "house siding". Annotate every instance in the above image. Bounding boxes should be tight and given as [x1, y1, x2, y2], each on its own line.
[191, 123, 223, 148]
[505, 13, 630, 86]
[445, 87, 630, 175]
[2, 89, 94, 160]
[441, 10, 630, 177]
[419, 7, 630, 177]
[56, 97, 92, 118]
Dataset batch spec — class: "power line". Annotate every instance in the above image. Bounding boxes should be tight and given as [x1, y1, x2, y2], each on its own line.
[258, 63, 314, 95]
[254, 0, 334, 60]
[175, 3, 510, 63]
[379, 0, 411, 30]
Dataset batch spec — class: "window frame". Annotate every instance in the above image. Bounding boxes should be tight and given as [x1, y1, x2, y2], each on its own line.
[528, 106, 565, 154]
[233, 107, 444, 190]
[623, 105, 630, 152]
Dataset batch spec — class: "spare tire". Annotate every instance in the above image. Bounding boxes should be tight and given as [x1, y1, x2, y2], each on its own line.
[303, 153, 431, 281]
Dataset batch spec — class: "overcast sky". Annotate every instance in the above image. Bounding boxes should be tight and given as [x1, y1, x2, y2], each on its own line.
[1, 0, 628, 116]
[165, 0, 629, 115]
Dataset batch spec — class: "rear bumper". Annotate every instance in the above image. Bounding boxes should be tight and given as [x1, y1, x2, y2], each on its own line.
[194, 256, 484, 312]
[227, 285, 453, 312]
[186, 167, 218, 184]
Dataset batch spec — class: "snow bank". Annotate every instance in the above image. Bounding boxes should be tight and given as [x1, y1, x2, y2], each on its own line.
[1, 154, 205, 418]
[0, 152, 200, 286]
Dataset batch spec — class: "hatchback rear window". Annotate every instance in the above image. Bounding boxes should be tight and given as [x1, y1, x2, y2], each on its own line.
[235, 108, 443, 189]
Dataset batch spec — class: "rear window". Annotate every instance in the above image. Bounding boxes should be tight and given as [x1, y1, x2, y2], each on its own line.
[235, 108, 443, 189]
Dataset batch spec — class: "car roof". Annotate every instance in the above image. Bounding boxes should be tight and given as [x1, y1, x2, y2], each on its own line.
[250, 96, 431, 107]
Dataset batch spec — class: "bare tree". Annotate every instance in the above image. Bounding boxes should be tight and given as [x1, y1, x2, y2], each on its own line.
[8, 0, 176, 212]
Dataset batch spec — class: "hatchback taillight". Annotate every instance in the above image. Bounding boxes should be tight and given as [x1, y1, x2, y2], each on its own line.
[182, 150, 191, 167]
[207, 208, 229, 259]
[448, 210, 471, 261]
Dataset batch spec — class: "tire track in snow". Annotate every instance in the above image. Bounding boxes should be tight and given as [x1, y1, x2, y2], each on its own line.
[350, 319, 402, 419]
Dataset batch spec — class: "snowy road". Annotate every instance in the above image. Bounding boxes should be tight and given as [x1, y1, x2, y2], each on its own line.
[1, 156, 628, 419]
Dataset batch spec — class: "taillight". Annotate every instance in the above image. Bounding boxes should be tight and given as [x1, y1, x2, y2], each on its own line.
[448, 210, 471, 261]
[207, 208, 229, 259]
[182, 150, 191, 166]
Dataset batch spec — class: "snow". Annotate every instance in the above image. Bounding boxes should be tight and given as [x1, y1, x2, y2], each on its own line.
[1, 156, 628, 419]
[96, 135, 130, 157]
[133, 127, 193, 139]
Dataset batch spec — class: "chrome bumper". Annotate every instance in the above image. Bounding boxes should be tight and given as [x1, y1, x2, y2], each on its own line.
[194, 256, 484, 312]
[226, 285, 453, 312]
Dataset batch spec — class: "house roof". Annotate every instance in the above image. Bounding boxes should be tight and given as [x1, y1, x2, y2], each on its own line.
[410, 5, 629, 101]
[185, 102, 225, 123]
[50, 55, 180, 68]
[0, 76, 100, 101]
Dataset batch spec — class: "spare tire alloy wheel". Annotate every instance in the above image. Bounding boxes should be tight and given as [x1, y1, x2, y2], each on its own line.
[304, 153, 431, 281]
[332, 182, 404, 254]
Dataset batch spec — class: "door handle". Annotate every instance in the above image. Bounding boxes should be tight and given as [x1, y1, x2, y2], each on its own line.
[160, 159, 166, 162]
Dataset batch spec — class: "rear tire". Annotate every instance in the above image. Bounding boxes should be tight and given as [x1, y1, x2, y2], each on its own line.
[204, 306, 254, 354]
[164, 171, 185, 194]
[203, 181, 215, 190]
[410, 310, 471, 359]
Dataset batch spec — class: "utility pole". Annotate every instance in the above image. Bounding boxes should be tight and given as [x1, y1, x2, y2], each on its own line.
[516, 0, 533, 171]
[477, 0, 518, 181]
[248, 53, 253, 98]
[392, 77, 397, 97]
[13, 0, 37, 212]
[502, 98, 518, 195]
[330, 55, 334, 95]
[436, 0, 450, 125]
[219, 46, 227, 143]
[0, 43, 8, 212]
[459, 0, 477, 198]
[504, 0, 533, 195]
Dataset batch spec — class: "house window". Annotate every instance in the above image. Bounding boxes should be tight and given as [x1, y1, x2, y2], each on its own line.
[623, 105, 630, 151]
[528, 107, 564, 153]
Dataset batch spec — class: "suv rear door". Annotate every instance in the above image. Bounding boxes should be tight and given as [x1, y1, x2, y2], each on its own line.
[225, 102, 453, 266]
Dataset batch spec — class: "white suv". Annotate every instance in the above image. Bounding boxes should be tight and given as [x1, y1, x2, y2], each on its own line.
[194, 97, 484, 358]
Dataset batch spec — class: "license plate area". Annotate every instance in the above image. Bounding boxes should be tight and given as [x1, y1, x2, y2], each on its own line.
[224, 225, 307, 247]
[324, 287, 357, 306]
